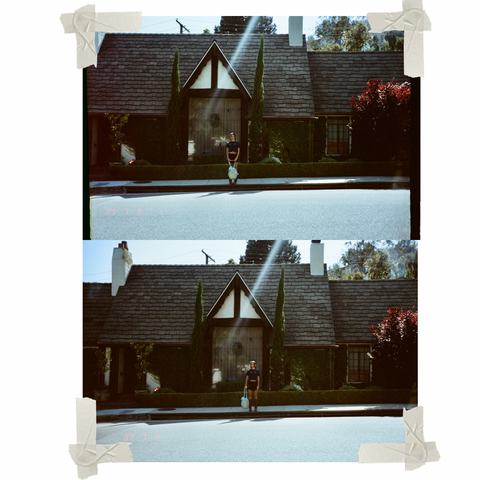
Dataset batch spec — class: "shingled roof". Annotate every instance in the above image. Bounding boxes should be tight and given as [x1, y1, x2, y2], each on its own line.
[87, 33, 315, 119]
[308, 51, 410, 115]
[83, 282, 114, 345]
[329, 279, 418, 343]
[84, 262, 419, 350]
[86, 263, 336, 347]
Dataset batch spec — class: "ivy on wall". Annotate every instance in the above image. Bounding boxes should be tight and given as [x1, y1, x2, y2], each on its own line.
[267, 121, 313, 163]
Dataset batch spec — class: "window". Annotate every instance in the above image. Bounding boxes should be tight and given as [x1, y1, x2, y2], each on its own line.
[348, 345, 371, 383]
[327, 117, 350, 155]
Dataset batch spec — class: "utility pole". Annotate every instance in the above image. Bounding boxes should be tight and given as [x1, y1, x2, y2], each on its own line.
[201, 250, 215, 265]
[176, 19, 190, 34]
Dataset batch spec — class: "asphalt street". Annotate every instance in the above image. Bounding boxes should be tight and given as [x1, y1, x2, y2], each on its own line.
[96, 416, 406, 462]
[90, 189, 410, 239]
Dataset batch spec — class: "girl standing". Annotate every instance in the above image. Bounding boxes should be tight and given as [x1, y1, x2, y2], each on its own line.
[245, 360, 260, 413]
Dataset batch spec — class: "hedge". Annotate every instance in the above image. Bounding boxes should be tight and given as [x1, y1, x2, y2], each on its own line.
[134, 388, 417, 408]
[109, 161, 410, 181]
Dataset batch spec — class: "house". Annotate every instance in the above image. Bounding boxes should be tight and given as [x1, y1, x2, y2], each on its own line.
[86, 22, 410, 168]
[83, 242, 418, 397]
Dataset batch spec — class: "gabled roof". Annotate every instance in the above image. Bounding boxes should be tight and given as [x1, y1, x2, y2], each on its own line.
[329, 279, 418, 343]
[207, 271, 272, 327]
[308, 51, 410, 115]
[86, 33, 316, 119]
[85, 263, 337, 347]
[83, 264, 418, 348]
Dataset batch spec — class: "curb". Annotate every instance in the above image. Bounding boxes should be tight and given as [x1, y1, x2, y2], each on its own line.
[97, 408, 405, 423]
[90, 180, 410, 196]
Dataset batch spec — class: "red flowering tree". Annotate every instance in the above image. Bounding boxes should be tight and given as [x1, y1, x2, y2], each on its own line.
[369, 306, 418, 388]
[349, 78, 411, 162]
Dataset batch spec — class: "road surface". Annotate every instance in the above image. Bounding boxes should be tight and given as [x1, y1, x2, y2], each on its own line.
[90, 189, 410, 239]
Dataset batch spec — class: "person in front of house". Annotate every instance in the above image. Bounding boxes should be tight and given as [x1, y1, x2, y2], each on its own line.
[245, 360, 260, 413]
[226, 132, 240, 185]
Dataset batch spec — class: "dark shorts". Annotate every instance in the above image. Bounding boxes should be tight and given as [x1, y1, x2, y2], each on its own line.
[248, 381, 258, 391]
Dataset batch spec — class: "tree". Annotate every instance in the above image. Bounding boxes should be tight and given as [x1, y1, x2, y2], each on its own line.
[369, 307, 418, 388]
[328, 241, 418, 280]
[104, 111, 130, 160]
[214, 16, 276, 34]
[270, 265, 287, 390]
[165, 47, 183, 165]
[189, 278, 207, 392]
[307, 16, 403, 52]
[130, 342, 155, 390]
[239, 241, 301, 265]
[248, 35, 268, 163]
[349, 78, 411, 162]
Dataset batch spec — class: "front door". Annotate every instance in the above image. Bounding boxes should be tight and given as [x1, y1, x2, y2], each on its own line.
[188, 97, 241, 159]
[212, 326, 263, 386]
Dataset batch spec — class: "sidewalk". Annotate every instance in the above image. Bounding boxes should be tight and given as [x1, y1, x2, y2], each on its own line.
[90, 176, 410, 195]
[96, 403, 417, 423]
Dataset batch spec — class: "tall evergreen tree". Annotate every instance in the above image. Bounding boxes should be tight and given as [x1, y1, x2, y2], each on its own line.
[189, 278, 206, 392]
[165, 47, 182, 165]
[248, 35, 268, 163]
[270, 265, 287, 390]
[239, 241, 301, 264]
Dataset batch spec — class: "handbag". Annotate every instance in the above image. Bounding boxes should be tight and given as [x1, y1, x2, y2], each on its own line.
[241, 389, 249, 409]
[228, 166, 238, 180]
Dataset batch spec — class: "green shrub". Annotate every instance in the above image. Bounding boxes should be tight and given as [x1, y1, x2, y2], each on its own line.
[129, 159, 151, 166]
[134, 388, 417, 408]
[281, 385, 302, 392]
[192, 154, 224, 165]
[260, 157, 282, 164]
[215, 381, 245, 393]
[339, 384, 357, 391]
[318, 157, 337, 163]
[109, 161, 410, 181]
[154, 387, 175, 394]
[345, 158, 362, 163]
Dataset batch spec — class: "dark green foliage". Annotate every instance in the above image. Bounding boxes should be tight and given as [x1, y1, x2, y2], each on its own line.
[249, 35, 268, 163]
[135, 388, 417, 408]
[189, 279, 207, 392]
[148, 347, 190, 393]
[215, 382, 245, 393]
[130, 342, 154, 389]
[267, 121, 313, 163]
[239, 241, 301, 265]
[289, 349, 332, 390]
[165, 48, 183, 165]
[154, 387, 176, 394]
[313, 117, 326, 161]
[191, 154, 224, 165]
[334, 344, 348, 389]
[123, 118, 166, 165]
[270, 265, 287, 390]
[214, 16, 276, 34]
[109, 161, 410, 181]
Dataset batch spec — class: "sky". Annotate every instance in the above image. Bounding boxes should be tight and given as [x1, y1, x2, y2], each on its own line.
[139, 16, 321, 36]
[83, 240, 351, 283]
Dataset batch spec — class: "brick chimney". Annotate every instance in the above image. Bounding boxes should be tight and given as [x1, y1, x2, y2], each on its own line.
[112, 241, 132, 296]
[310, 240, 325, 276]
[289, 16, 303, 46]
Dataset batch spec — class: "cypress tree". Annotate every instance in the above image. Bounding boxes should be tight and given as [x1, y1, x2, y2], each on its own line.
[248, 35, 268, 163]
[270, 265, 287, 390]
[189, 278, 206, 392]
[165, 47, 182, 165]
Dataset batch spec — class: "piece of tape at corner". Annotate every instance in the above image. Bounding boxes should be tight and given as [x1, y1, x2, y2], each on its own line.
[358, 406, 440, 470]
[367, 0, 432, 78]
[69, 397, 133, 479]
[59, 4, 142, 69]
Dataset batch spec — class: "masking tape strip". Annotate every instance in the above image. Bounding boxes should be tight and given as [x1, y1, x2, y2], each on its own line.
[60, 4, 141, 69]
[69, 398, 133, 479]
[358, 406, 440, 470]
[367, 0, 431, 78]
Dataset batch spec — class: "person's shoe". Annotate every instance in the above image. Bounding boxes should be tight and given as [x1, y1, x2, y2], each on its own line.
[254, 407, 257, 413]
[249, 406, 252, 413]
